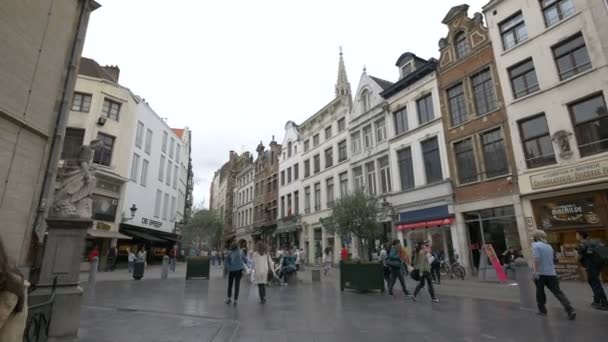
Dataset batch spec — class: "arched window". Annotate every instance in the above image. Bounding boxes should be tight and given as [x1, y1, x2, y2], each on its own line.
[361, 89, 371, 112]
[454, 32, 469, 59]
[287, 141, 292, 157]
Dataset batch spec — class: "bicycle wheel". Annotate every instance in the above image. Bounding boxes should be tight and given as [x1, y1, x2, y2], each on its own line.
[454, 266, 466, 280]
[443, 265, 454, 279]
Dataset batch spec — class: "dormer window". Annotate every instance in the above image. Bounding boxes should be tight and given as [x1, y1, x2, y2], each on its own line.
[287, 141, 292, 157]
[454, 31, 470, 59]
[400, 62, 413, 78]
[361, 89, 371, 112]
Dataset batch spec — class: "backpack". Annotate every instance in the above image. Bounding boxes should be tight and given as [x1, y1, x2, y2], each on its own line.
[589, 245, 608, 267]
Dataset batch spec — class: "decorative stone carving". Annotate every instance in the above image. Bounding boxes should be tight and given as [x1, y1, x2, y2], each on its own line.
[552, 130, 573, 159]
[50, 140, 103, 218]
[438, 38, 447, 50]
[473, 12, 484, 25]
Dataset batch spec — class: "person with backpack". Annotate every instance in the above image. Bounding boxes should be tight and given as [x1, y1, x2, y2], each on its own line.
[430, 250, 441, 284]
[386, 240, 411, 297]
[576, 231, 608, 310]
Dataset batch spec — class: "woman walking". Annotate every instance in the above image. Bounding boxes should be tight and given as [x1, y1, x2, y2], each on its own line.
[0, 236, 28, 341]
[127, 248, 136, 273]
[225, 242, 246, 305]
[252, 242, 273, 303]
[323, 247, 333, 275]
[386, 240, 411, 297]
[412, 241, 439, 303]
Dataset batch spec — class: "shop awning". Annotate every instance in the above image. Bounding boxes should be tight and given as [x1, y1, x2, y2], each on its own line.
[396, 217, 454, 231]
[274, 224, 299, 235]
[122, 229, 166, 242]
[87, 229, 132, 240]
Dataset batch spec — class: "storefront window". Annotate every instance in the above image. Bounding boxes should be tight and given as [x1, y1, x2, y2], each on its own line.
[532, 192, 608, 281]
[464, 206, 518, 271]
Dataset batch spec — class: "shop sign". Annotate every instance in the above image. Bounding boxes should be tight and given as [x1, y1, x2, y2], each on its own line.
[396, 217, 454, 231]
[530, 159, 608, 190]
[141, 217, 163, 228]
[95, 221, 112, 231]
[536, 197, 600, 229]
[484, 244, 508, 283]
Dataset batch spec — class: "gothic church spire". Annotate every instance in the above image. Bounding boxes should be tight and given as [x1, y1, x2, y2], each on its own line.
[335, 47, 351, 98]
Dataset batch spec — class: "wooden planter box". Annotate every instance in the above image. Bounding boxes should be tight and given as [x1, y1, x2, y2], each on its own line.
[340, 261, 385, 293]
[186, 256, 210, 279]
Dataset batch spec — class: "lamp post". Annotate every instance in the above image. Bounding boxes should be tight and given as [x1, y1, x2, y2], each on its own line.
[122, 204, 138, 222]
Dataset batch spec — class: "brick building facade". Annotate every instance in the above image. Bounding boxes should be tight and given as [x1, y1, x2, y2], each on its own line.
[252, 139, 281, 249]
[437, 5, 526, 275]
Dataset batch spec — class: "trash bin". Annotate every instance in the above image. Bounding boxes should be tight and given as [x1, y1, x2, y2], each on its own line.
[133, 261, 145, 280]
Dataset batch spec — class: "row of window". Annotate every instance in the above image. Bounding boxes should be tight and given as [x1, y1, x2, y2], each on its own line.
[447, 68, 498, 127]
[238, 171, 254, 187]
[280, 191, 300, 218]
[235, 186, 254, 207]
[154, 190, 177, 222]
[453, 128, 510, 184]
[235, 207, 253, 228]
[280, 163, 300, 186]
[72, 93, 121, 121]
[62, 128, 115, 167]
[303, 117, 347, 153]
[255, 174, 278, 197]
[134, 122, 154, 155]
[157, 155, 180, 189]
[519, 93, 608, 168]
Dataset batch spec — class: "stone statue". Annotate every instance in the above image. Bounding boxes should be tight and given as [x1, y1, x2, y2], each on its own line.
[51, 140, 103, 218]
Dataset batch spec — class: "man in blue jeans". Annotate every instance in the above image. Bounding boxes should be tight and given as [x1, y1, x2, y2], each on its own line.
[532, 230, 576, 320]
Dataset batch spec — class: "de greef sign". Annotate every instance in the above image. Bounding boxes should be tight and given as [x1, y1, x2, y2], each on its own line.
[530, 159, 608, 190]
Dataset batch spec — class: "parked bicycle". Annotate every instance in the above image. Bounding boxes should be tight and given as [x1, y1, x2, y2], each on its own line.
[441, 254, 466, 280]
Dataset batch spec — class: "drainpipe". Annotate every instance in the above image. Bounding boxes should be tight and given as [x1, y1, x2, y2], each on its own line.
[30, 0, 100, 275]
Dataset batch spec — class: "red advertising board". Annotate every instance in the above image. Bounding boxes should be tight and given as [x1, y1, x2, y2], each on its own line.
[396, 217, 454, 231]
[484, 244, 508, 283]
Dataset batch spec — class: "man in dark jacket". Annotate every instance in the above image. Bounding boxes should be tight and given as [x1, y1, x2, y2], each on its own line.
[577, 231, 607, 310]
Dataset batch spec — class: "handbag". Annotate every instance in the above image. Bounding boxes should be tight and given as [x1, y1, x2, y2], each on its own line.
[410, 269, 421, 281]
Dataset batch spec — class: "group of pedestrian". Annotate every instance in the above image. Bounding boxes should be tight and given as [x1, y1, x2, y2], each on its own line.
[126, 246, 147, 273]
[381, 239, 439, 303]
[211, 249, 226, 267]
[532, 229, 608, 320]
[225, 241, 276, 305]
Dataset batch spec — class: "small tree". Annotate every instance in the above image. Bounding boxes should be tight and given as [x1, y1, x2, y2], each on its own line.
[320, 191, 383, 260]
[181, 208, 223, 252]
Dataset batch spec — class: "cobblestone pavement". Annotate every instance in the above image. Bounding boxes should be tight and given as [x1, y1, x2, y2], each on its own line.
[54, 266, 607, 342]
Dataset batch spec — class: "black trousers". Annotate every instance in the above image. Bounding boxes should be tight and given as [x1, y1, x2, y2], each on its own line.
[431, 263, 440, 283]
[388, 266, 409, 294]
[258, 284, 266, 300]
[535, 275, 573, 313]
[587, 267, 608, 305]
[227, 271, 242, 300]
[414, 271, 435, 299]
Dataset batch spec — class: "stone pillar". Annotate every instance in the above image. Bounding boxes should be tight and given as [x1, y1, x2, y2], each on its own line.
[30, 218, 92, 338]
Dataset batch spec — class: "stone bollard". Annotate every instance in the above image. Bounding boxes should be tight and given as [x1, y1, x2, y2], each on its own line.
[514, 257, 536, 310]
[161, 255, 169, 280]
[88, 256, 99, 286]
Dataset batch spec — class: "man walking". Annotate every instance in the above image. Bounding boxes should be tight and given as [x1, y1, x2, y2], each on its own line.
[532, 230, 576, 320]
[169, 245, 178, 272]
[577, 231, 608, 310]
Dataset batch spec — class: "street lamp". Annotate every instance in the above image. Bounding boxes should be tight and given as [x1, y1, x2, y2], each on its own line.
[123, 204, 138, 222]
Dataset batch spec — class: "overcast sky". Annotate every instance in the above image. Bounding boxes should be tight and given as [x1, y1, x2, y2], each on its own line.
[83, 0, 488, 207]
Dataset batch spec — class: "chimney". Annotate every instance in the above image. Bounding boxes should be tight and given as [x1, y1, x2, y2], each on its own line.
[102, 65, 120, 82]
[229, 150, 236, 161]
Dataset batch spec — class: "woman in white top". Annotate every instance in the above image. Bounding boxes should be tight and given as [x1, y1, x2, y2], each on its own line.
[127, 248, 136, 273]
[252, 241, 273, 303]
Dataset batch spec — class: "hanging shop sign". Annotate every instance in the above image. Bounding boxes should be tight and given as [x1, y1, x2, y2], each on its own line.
[530, 159, 608, 190]
[535, 197, 601, 229]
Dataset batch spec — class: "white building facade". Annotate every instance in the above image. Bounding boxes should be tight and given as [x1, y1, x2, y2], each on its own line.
[484, 0, 608, 279]
[297, 51, 353, 264]
[120, 97, 191, 256]
[276, 121, 304, 250]
[233, 163, 255, 249]
[379, 54, 458, 260]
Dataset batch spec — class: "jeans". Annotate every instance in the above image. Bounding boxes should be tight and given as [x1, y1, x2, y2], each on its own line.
[414, 271, 436, 299]
[258, 284, 266, 301]
[535, 275, 574, 314]
[227, 271, 242, 300]
[128, 261, 134, 273]
[586, 267, 608, 305]
[388, 265, 409, 295]
[170, 257, 176, 272]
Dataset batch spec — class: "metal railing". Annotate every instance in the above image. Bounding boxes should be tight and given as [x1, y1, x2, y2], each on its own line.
[24, 277, 57, 342]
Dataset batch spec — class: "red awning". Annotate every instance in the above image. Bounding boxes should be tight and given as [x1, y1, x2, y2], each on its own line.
[396, 217, 454, 231]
